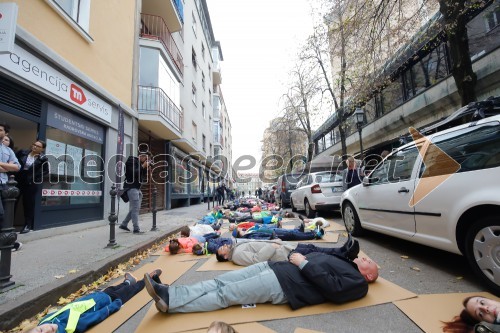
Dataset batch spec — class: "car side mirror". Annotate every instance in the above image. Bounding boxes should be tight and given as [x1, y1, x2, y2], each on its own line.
[362, 176, 374, 186]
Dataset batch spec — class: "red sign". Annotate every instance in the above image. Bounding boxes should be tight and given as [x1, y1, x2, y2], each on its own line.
[70, 84, 87, 105]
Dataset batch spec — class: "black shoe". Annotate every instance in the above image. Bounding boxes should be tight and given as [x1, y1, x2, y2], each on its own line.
[119, 225, 131, 232]
[20, 226, 30, 234]
[144, 273, 169, 313]
[298, 215, 305, 222]
[133, 230, 145, 234]
[343, 234, 360, 260]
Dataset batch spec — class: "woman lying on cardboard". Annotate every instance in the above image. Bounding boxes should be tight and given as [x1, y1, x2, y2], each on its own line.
[442, 296, 500, 332]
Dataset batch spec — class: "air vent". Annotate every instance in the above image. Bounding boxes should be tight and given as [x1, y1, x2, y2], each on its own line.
[0, 78, 42, 118]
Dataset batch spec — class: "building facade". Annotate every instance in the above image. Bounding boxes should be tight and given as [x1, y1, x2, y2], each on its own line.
[313, 1, 500, 164]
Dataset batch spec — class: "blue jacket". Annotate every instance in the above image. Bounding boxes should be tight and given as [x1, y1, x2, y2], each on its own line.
[39, 291, 122, 333]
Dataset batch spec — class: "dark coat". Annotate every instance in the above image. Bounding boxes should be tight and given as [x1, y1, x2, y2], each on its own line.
[123, 156, 147, 190]
[269, 252, 368, 310]
[15, 150, 49, 186]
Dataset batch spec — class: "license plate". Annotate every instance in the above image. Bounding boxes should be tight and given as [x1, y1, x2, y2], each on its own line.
[332, 187, 343, 192]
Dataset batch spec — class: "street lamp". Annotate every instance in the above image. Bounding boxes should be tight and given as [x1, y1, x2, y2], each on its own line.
[354, 108, 365, 161]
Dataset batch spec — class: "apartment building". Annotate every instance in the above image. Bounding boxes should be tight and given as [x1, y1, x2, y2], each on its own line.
[313, 1, 500, 163]
[137, 0, 232, 210]
[0, 0, 138, 230]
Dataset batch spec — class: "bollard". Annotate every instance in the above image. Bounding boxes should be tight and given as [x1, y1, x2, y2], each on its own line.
[107, 184, 118, 247]
[207, 187, 210, 210]
[0, 175, 20, 290]
[212, 186, 215, 209]
[151, 187, 158, 231]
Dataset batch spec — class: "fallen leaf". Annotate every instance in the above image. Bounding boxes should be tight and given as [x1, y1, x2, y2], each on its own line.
[456, 276, 463, 280]
[54, 275, 65, 279]
[401, 255, 409, 259]
[411, 266, 421, 272]
[68, 269, 78, 274]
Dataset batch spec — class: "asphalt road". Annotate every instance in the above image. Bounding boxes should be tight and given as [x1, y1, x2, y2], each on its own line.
[110, 210, 485, 333]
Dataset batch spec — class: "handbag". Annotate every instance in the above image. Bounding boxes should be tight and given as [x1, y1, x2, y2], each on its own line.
[120, 189, 130, 203]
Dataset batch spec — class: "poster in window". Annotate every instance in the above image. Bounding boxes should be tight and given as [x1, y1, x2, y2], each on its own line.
[83, 149, 99, 178]
[45, 138, 66, 175]
[66, 144, 83, 177]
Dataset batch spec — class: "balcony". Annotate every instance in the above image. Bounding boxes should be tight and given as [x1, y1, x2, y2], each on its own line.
[137, 86, 183, 139]
[212, 61, 222, 85]
[140, 13, 183, 77]
[142, 0, 183, 33]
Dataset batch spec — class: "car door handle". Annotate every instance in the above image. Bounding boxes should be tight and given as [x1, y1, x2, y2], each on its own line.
[398, 187, 410, 193]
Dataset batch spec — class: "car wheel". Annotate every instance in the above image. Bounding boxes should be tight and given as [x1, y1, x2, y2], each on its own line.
[281, 195, 288, 208]
[305, 199, 316, 218]
[464, 216, 500, 295]
[290, 199, 297, 212]
[342, 202, 364, 236]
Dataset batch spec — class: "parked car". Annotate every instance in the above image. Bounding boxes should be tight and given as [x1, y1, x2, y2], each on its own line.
[275, 173, 303, 208]
[290, 171, 344, 218]
[340, 114, 500, 294]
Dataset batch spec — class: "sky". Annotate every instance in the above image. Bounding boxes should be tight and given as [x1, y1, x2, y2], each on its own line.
[206, 0, 316, 172]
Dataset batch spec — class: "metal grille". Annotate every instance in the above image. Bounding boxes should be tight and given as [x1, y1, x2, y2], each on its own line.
[0, 78, 42, 117]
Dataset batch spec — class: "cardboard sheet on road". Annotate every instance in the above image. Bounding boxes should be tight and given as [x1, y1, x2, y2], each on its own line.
[196, 255, 241, 271]
[190, 322, 277, 333]
[295, 329, 324, 333]
[135, 277, 416, 333]
[87, 258, 196, 333]
[394, 292, 500, 333]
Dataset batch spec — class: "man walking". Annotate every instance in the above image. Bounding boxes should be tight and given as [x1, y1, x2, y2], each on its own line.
[119, 151, 150, 234]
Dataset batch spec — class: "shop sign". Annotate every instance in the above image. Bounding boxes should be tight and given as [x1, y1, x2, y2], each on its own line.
[0, 3, 17, 54]
[47, 105, 104, 144]
[0, 44, 112, 123]
[42, 189, 103, 197]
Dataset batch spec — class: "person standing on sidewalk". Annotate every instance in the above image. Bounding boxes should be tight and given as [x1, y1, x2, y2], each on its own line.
[0, 123, 21, 230]
[119, 151, 150, 234]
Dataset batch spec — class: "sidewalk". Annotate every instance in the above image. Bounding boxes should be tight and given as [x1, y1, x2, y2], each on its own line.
[0, 202, 212, 331]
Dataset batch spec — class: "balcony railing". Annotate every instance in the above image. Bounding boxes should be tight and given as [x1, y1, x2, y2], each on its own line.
[140, 13, 183, 76]
[137, 86, 183, 133]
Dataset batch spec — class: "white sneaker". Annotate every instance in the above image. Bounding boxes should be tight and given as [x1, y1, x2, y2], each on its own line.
[12, 242, 23, 251]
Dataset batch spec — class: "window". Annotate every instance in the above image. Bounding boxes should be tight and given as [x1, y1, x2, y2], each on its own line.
[46, 0, 92, 41]
[202, 72, 205, 89]
[485, 6, 500, 32]
[201, 43, 206, 59]
[192, 47, 197, 70]
[202, 134, 206, 152]
[381, 78, 404, 114]
[202, 102, 206, 119]
[209, 143, 213, 156]
[192, 122, 197, 142]
[208, 64, 211, 79]
[412, 44, 449, 95]
[192, 12, 197, 36]
[192, 84, 196, 104]
[369, 145, 419, 185]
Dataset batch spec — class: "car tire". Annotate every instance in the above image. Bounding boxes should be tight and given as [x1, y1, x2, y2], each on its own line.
[464, 216, 500, 295]
[281, 195, 288, 208]
[342, 202, 364, 236]
[290, 199, 297, 212]
[305, 199, 316, 218]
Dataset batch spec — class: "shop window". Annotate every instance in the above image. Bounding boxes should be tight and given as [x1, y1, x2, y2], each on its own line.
[173, 158, 188, 194]
[190, 163, 200, 194]
[46, 0, 92, 41]
[42, 107, 104, 206]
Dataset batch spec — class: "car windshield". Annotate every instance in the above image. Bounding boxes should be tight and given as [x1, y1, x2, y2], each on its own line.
[314, 173, 342, 183]
[284, 174, 303, 184]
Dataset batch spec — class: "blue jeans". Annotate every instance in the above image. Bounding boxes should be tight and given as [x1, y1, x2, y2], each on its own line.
[274, 228, 315, 241]
[121, 188, 142, 231]
[168, 262, 288, 312]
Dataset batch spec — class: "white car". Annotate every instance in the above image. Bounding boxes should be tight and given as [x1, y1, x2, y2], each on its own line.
[340, 114, 500, 294]
[290, 171, 344, 218]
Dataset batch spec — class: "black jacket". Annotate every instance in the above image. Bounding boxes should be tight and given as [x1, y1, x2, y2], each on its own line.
[123, 156, 147, 190]
[269, 252, 368, 310]
[15, 150, 49, 186]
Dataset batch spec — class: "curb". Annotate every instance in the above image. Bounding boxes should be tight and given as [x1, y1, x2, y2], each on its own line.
[0, 226, 183, 331]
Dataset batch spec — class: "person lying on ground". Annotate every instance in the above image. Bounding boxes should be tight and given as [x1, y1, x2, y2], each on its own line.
[32, 270, 162, 333]
[144, 251, 377, 315]
[234, 223, 324, 241]
[442, 296, 500, 332]
[168, 236, 235, 256]
[299, 215, 330, 229]
[207, 321, 237, 333]
[216, 234, 360, 266]
[179, 225, 221, 240]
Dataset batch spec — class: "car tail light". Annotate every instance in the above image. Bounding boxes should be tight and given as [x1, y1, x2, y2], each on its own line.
[311, 184, 322, 193]
[282, 180, 286, 192]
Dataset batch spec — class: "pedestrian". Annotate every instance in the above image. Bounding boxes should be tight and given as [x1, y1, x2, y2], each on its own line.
[15, 139, 49, 233]
[0, 123, 21, 238]
[119, 151, 150, 234]
[216, 183, 226, 206]
[144, 250, 377, 314]
[257, 187, 263, 199]
[342, 156, 362, 190]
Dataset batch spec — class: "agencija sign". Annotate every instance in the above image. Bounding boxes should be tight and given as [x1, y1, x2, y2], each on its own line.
[0, 44, 112, 123]
[0, 3, 17, 54]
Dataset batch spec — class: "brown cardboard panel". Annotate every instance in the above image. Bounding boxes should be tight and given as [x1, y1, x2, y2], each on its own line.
[190, 322, 277, 333]
[196, 255, 241, 271]
[299, 231, 339, 243]
[87, 259, 197, 333]
[135, 277, 416, 333]
[294, 329, 324, 333]
[394, 292, 500, 333]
